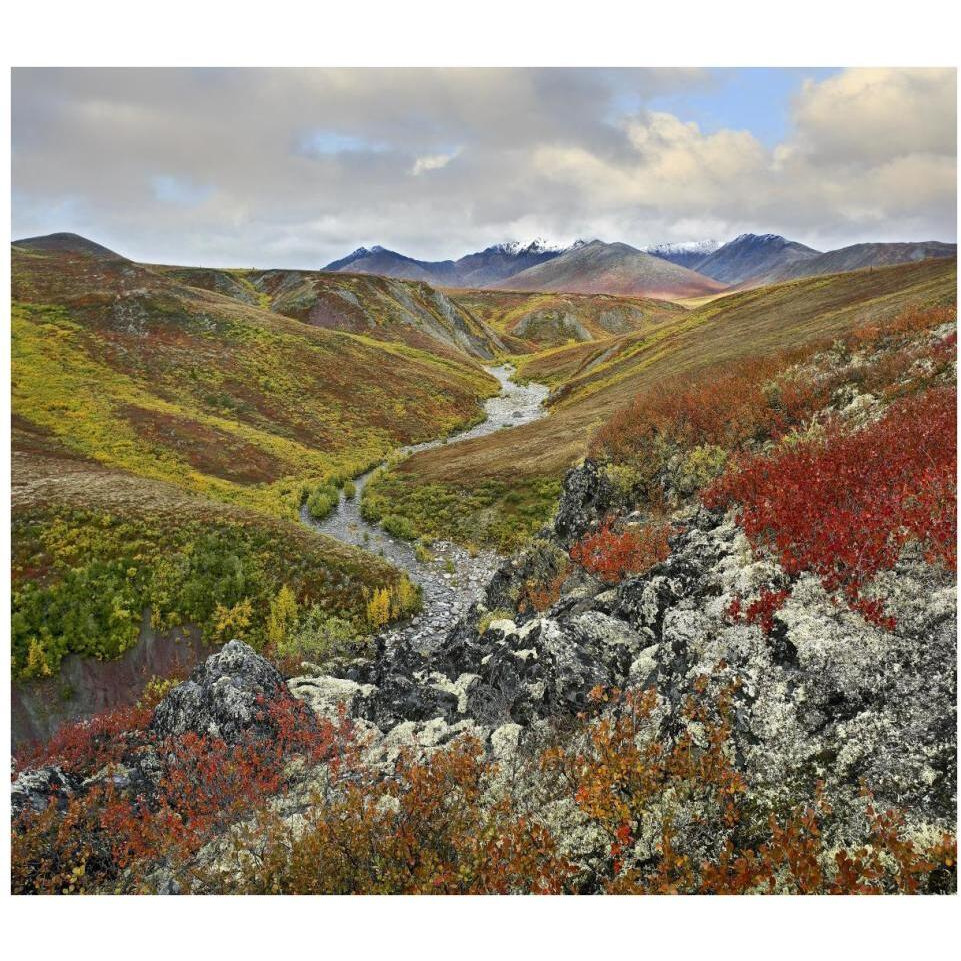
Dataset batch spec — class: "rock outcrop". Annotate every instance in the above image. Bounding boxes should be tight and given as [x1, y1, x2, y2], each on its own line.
[287, 461, 956, 837]
[151, 639, 286, 742]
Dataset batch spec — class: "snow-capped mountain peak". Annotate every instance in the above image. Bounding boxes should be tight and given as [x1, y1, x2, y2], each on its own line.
[642, 240, 721, 257]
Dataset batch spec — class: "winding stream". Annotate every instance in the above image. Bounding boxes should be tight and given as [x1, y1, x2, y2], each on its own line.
[301, 365, 549, 651]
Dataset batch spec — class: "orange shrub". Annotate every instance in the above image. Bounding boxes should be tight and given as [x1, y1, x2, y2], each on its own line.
[570, 521, 671, 584]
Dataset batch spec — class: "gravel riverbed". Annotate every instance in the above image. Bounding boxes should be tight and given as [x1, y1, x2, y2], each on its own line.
[302, 365, 548, 652]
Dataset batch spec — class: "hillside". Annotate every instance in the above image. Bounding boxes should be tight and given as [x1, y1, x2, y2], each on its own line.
[694, 233, 821, 285]
[13, 301, 956, 894]
[13, 231, 125, 261]
[158, 265, 506, 360]
[10, 437, 418, 690]
[364, 257, 957, 549]
[770, 241, 957, 284]
[491, 240, 726, 299]
[11, 239, 500, 522]
[446, 289, 686, 352]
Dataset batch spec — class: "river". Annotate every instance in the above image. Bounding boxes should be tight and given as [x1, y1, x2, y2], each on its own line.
[301, 364, 549, 652]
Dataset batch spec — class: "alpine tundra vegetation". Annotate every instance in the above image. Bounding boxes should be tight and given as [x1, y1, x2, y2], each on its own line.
[8, 64, 958, 897]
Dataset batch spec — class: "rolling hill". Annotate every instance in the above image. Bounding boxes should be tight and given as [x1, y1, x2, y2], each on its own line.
[158, 264, 506, 360]
[11, 237, 500, 522]
[445, 289, 686, 352]
[12, 231, 126, 261]
[366, 256, 957, 548]
[490, 240, 726, 299]
[769, 241, 957, 284]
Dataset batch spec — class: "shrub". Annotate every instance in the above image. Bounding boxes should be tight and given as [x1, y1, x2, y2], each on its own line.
[541, 684, 957, 894]
[265, 585, 298, 649]
[570, 521, 671, 585]
[704, 387, 956, 626]
[15, 703, 153, 776]
[208, 737, 573, 895]
[305, 482, 340, 521]
[414, 540, 434, 563]
[12, 696, 348, 893]
[273, 605, 361, 668]
[381, 513, 418, 540]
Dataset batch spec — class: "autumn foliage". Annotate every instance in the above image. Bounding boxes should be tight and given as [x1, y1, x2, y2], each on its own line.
[12, 696, 347, 893]
[705, 387, 957, 626]
[569, 521, 671, 584]
[210, 737, 574, 895]
[12, 678, 957, 894]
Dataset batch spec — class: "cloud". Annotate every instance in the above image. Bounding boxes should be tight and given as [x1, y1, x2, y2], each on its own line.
[790, 68, 956, 165]
[10, 67, 956, 267]
[150, 174, 214, 206]
[411, 151, 458, 175]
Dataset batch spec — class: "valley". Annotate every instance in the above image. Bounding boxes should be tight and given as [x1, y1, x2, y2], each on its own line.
[304, 365, 549, 654]
[10, 229, 957, 896]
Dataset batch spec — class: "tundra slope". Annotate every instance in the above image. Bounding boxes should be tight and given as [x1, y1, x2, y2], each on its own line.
[369, 257, 958, 550]
[14, 465, 953, 887]
[12, 312, 956, 892]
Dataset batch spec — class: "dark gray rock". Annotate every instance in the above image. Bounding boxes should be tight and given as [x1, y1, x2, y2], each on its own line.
[11, 765, 82, 817]
[150, 640, 286, 742]
[551, 459, 616, 548]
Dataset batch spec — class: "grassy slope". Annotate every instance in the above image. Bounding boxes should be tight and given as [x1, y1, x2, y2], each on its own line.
[366, 258, 957, 548]
[444, 289, 686, 353]
[10, 433, 418, 678]
[157, 264, 506, 360]
[12, 246, 499, 521]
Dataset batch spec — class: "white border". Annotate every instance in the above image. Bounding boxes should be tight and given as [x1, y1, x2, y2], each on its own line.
[2, 0, 959, 955]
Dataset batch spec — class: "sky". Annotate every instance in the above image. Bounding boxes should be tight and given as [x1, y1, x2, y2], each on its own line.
[10, 67, 957, 268]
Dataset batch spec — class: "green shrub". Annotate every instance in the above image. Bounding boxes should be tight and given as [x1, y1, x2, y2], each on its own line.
[306, 482, 341, 521]
[274, 606, 365, 668]
[674, 444, 728, 496]
[381, 514, 418, 540]
[414, 540, 434, 563]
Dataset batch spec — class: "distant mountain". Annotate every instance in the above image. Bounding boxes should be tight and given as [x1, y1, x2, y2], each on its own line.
[325, 238, 583, 288]
[694, 233, 821, 286]
[12, 231, 125, 261]
[772, 241, 957, 283]
[643, 240, 721, 270]
[453, 238, 579, 286]
[491, 239, 726, 299]
[323, 245, 462, 285]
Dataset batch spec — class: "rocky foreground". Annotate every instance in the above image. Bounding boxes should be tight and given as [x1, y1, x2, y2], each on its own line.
[12, 460, 957, 893]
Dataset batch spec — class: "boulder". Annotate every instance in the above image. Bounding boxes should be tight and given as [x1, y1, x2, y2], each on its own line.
[151, 640, 286, 741]
[11, 765, 81, 817]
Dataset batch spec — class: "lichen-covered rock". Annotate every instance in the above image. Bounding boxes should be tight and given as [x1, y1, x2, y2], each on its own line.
[288, 674, 377, 723]
[11, 765, 81, 816]
[151, 640, 285, 741]
[551, 459, 615, 548]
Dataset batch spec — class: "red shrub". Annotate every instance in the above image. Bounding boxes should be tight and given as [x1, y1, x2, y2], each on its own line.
[15, 704, 153, 777]
[98, 696, 346, 867]
[570, 521, 671, 584]
[705, 387, 957, 625]
[727, 588, 790, 635]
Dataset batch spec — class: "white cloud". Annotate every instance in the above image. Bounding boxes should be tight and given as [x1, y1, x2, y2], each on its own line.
[411, 151, 458, 175]
[10, 67, 956, 266]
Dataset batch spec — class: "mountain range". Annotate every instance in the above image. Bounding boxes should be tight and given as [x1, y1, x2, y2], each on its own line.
[323, 233, 956, 299]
